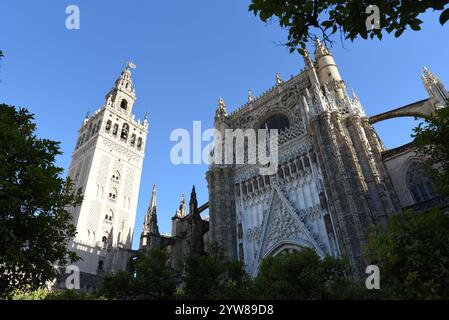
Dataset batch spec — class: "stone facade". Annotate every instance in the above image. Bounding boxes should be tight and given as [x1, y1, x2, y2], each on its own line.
[206, 40, 449, 278]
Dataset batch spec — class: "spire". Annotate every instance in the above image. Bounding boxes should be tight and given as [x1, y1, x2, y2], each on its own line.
[303, 49, 314, 69]
[150, 184, 157, 208]
[275, 73, 284, 85]
[174, 193, 187, 218]
[422, 67, 449, 107]
[350, 89, 366, 116]
[215, 97, 228, 122]
[189, 185, 199, 216]
[143, 184, 159, 235]
[248, 90, 255, 103]
[314, 37, 331, 60]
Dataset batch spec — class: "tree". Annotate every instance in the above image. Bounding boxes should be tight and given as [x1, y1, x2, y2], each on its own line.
[0, 105, 83, 297]
[133, 249, 177, 299]
[100, 249, 177, 300]
[249, 0, 449, 54]
[6, 288, 103, 300]
[365, 209, 449, 299]
[100, 270, 136, 300]
[413, 104, 449, 197]
[182, 243, 253, 300]
[254, 248, 369, 299]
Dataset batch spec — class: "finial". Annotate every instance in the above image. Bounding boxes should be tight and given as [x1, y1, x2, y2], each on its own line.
[275, 73, 284, 85]
[314, 37, 331, 58]
[248, 90, 255, 102]
[303, 49, 314, 68]
[218, 97, 226, 109]
[149, 184, 157, 209]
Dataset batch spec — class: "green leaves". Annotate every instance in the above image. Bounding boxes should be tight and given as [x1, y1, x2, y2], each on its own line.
[440, 8, 449, 25]
[0, 104, 82, 296]
[254, 248, 370, 299]
[366, 210, 449, 299]
[249, 0, 449, 55]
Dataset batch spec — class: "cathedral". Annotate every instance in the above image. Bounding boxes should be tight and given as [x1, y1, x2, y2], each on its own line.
[56, 39, 448, 290]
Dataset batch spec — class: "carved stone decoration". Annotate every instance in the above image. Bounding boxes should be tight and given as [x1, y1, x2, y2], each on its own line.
[252, 185, 326, 273]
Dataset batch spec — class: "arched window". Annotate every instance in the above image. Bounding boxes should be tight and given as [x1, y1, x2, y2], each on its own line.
[105, 210, 114, 222]
[130, 134, 136, 146]
[120, 99, 128, 111]
[260, 114, 290, 132]
[112, 124, 119, 136]
[406, 161, 436, 203]
[109, 188, 117, 200]
[121, 123, 129, 141]
[102, 236, 107, 243]
[137, 137, 143, 150]
[105, 120, 112, 132]
[112, 171, 120, 182]
[98, 260, 104, 272]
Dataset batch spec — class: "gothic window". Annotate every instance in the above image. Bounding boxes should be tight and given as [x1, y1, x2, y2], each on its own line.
[105, 210, 114, 222]
[98, 260, 104, 273]
[102, 236, 107, 243]
[304, 156, 310, 168]
[112, 124, 119, 136]
[324, 214, 335, 239]
[238, 224, 243, 239]
[109, 188, 117, 200]
[120, 99, 128, 111]
[121, 123, 129, 141]
[112, 171, 120, 182]
[260, 114, 290, 132]
[130, 134, 136, 146]
[238, 243, 244, 261]
[105, 120, 112, 132]
[319, 192, 328, 210]
[137, 137, 143, 150]
[406, 161, 436, 203]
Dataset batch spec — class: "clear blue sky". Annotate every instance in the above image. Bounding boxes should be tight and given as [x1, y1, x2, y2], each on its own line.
[1, 1, 448, 249]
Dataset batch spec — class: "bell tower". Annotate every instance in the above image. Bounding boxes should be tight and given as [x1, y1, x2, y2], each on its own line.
[66, 63, 148, 276]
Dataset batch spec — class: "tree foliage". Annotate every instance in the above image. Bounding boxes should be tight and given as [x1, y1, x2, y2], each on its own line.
[413, 104, 449, 197]
[100, 248, 177, 300]
[6, 288, 103, 300]
[249, 0, 449, 54]
[0, 105, 83, 297]
[365, 209, 449, 299]
[181, 243, 253, 300]
[254, 248, 370, 299]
